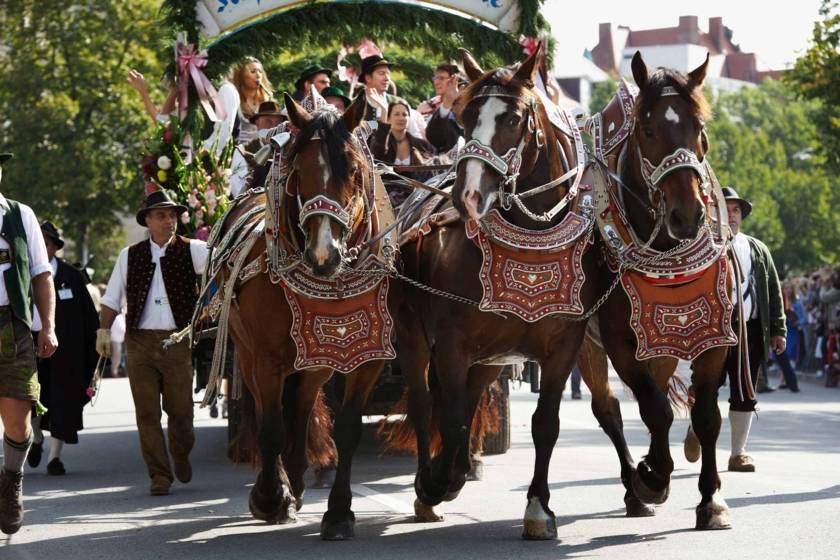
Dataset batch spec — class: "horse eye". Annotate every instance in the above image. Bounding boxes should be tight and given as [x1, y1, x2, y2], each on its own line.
[642, 126, 655, 139]
[507, 115, 520, 127]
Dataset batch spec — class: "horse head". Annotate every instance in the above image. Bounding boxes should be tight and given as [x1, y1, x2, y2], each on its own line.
[627, 51, 712, 241]
[452, 45, 567, 223]
[284, 92, 368, 277]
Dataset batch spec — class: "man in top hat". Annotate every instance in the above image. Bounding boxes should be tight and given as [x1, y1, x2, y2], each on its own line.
[97, 190, 208, 496]
[0, 152, 58, 535]
[684, 186, 787, 472]
[28, 221, 99, 476]
[292, 65, 331, 101]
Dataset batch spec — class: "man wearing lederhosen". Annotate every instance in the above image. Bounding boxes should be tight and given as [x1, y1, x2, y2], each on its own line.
[97, 191, 207, 496]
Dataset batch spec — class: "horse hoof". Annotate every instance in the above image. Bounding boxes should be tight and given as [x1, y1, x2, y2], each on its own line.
[695, 492, 731, 530]
[248, 487, 280, 523]
[467, 460, 484, 481]
[631, 466, 670, 505]
[277, 502, 298, 525]
[321, 512, 356, 540]
[624, 494, 656, 517]
[414, 471, 445, 507]
[414, 498, 444, 522]
[521, 497, 557, 540]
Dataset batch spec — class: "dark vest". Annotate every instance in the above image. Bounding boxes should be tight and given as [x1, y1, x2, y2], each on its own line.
[1, 200, 33, 327]
[126, 236, 198, 331]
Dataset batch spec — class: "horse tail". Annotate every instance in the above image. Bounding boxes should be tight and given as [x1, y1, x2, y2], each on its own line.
[377, 378, 502, 456]
[306, 388, 338, 468]
[667, 374, 694, 412]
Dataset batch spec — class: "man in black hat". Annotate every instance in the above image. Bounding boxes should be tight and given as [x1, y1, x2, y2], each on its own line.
[360, 54, 395, 122]
[97, 190, 208, 496]
[0, 152, 58, 535]
[684, 186, 787, 473]
[28, 221, 99, 476]
[292, 65, 331, 102]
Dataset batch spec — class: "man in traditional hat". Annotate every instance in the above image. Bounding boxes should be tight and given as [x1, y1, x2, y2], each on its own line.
[28, 221, 99, 476]
[684, 186, 787, 472]
[292, 65, 331, 101]
[0, 152, 58, 535]
[360, 54, 395, 122]
[321, 86, 352, 113]
[97, 190, 208, 496]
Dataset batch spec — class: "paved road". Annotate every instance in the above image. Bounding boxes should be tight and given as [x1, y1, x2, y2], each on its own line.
[2, 371, 838, 559]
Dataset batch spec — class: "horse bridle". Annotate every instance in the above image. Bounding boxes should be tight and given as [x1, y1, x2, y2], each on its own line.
[455, 82, 584, 221]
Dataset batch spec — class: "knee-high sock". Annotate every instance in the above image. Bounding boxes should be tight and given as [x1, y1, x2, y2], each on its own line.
[3, 433, 33, 474]
[48, 438, 64, 462]
[729, 410, 754, 457]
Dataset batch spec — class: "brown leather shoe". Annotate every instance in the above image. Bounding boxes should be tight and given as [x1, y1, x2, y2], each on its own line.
[150, 476, 171, 496]
[728, 454, 756, 472]
[173, 457, 192, 484]
[0, 469, 24, 534]
[683, 425, 701, 463]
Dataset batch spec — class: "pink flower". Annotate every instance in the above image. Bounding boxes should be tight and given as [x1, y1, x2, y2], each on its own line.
[357, 38, 382, 59]
[194, 226, 210, 241]
[520, 35, 539, 56]
[187, 193, 199, 208]
[86, 387, 96, 398]
[195, 209, 205, 221]
[163, 129, 174, 142]
[144, 182, 159, 195]
[180, 212, 190, 224]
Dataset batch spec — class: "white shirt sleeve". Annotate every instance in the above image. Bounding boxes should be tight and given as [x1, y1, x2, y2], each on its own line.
[204, 81, 240, 155]
[189, 239, 209, 275]
[20, 205, 51, 277]
[100, 248, 129, 313]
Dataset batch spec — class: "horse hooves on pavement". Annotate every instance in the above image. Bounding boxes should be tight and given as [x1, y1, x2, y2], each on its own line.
[321, 512, 356, 540]
[414, 498, 445, 522]
[695, 492, 732, 530]
[624, 494, 656, 517]
[521, 497, 558, 540]
[631, 467, 670, 505]
[414, 471, 446, 507]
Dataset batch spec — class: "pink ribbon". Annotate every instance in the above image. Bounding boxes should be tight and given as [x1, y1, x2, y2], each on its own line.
[177, 43, 226, 123]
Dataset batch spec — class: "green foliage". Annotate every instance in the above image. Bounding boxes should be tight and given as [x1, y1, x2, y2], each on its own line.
[0, 0, 167, 276]
[589, 76, 621, 115]
[787, 0, 840, 174]
[707, 79, 840, 274]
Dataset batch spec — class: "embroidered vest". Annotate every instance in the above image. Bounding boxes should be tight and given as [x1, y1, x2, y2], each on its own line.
[126, 236, 198, 330]
[0, 200, 33, 327]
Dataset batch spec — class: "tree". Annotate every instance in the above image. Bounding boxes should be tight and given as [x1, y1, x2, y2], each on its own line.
[707, 79, 840, 274]
[0, 0, 165, 277]
[788, 0, 840, 174]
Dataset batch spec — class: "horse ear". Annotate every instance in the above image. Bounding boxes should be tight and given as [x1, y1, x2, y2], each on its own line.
[513, 42, 541, 87]
[460, 48, 485, 82]
[631, 51, 648, 90]
[341, 90, 367, 132]
[688, 53, 710, 89]
[284, 93, 312, 130]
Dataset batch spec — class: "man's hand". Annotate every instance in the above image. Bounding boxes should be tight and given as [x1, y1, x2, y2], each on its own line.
[96, 328, 112, 358]
[771, 335, 787, 355]
[441, 75, 461, 110]
[37, 328, 58, 358]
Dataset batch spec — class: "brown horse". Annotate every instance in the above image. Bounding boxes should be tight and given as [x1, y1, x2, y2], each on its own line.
[211, 91, 399, 540]
[589, 52, 736, 530]
[396, 46, 638, 539]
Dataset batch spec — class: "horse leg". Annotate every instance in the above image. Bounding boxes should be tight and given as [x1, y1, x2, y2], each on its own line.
[283, 369, 333, 510]
[522, 349, 577, 541]
[416, 343, 470, 508]
[395, 309, 441, 522]
[577, 337, 654, 518]
[247, 364, 293, 524]
[321, 361, 383, 541]
[691, 349, 731, 530]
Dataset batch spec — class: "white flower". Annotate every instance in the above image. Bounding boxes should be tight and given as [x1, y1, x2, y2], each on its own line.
[157, 155, 172, 170]
[180, 212, 190, 224]
[187, 193, 199, 208]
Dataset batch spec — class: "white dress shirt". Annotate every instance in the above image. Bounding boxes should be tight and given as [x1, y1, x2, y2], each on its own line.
[0, 194, 52, 307]
[101, 237, 208, 331]
[732, 232, 754, 320]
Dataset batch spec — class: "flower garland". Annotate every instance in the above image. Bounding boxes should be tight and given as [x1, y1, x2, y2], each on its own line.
[139, 117, 233, 239]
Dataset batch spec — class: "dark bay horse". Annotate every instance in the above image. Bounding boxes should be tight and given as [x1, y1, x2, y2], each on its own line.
[212, 92, 399, 540]
[589, 52, 736, 530]
[396, 46, 635, 539]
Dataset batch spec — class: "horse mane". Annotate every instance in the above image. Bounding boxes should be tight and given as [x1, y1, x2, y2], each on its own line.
[635, 68, 712, 123]
[288, 109, 366, 187]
